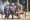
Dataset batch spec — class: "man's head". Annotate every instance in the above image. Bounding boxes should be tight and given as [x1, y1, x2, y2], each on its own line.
[7, 2, 10, 5]
[11, 3, 15, 6]
[16, 2, 19, 5]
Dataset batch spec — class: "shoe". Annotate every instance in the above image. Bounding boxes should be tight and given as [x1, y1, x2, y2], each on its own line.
[17, 17, 21, 19]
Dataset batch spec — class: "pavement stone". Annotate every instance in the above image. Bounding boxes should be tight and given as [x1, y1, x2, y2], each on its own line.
[0, 12, 30, 20]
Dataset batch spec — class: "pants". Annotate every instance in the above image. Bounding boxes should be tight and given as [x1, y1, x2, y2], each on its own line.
[5, 13, 10, 18]
[10, 10, 14, 18]
[5, 10, 10, 18]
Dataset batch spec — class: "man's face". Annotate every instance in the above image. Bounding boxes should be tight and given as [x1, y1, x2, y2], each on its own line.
[7, 2, 10, 5]
[11, 3, 14, 6]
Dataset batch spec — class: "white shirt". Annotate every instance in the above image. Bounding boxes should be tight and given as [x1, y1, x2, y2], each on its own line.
[10, 6, 16, 11]
[19, 4, 23, 12]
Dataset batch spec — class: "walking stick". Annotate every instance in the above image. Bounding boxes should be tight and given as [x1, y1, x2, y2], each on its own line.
[25, 9, 26, 18]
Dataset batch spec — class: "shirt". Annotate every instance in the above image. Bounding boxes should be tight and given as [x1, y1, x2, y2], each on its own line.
[4, 5, 10, 11]
[10, 6, 16, 12]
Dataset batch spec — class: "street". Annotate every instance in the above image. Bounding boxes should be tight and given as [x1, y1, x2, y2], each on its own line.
[0, 13, 25, 20]
[0, 12, 30, 20]
[26, 12, 30, 20]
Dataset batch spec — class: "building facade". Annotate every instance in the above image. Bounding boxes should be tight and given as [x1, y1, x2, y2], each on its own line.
[0, 0, 28, 13]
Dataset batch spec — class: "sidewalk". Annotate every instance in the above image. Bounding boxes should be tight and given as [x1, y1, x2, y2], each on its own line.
[26, 12, 30, 20]
[0, 14, 25, 20]
[0, 12, 30, 20]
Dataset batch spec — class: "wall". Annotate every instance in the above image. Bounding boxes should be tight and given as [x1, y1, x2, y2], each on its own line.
[28, 0, 30, 11]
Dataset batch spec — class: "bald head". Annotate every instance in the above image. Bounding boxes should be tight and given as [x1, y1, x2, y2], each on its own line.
[7, 2, 10, 5]
[11, 3, 15, 6]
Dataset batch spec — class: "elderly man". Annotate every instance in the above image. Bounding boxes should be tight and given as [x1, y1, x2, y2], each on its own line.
[16, 3, 23, 19]
[4, 2, 10, 19]
[10, 3, 16, 19]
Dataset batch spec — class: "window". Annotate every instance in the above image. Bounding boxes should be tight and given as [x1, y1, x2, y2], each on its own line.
[19, 0, 26, 8]
[10, 0, 17, 5]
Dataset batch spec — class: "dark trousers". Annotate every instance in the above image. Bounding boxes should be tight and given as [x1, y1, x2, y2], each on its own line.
[5, 13, 10, 18]
[10, 10, 14, 18]
[5, 10, 10, 19]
